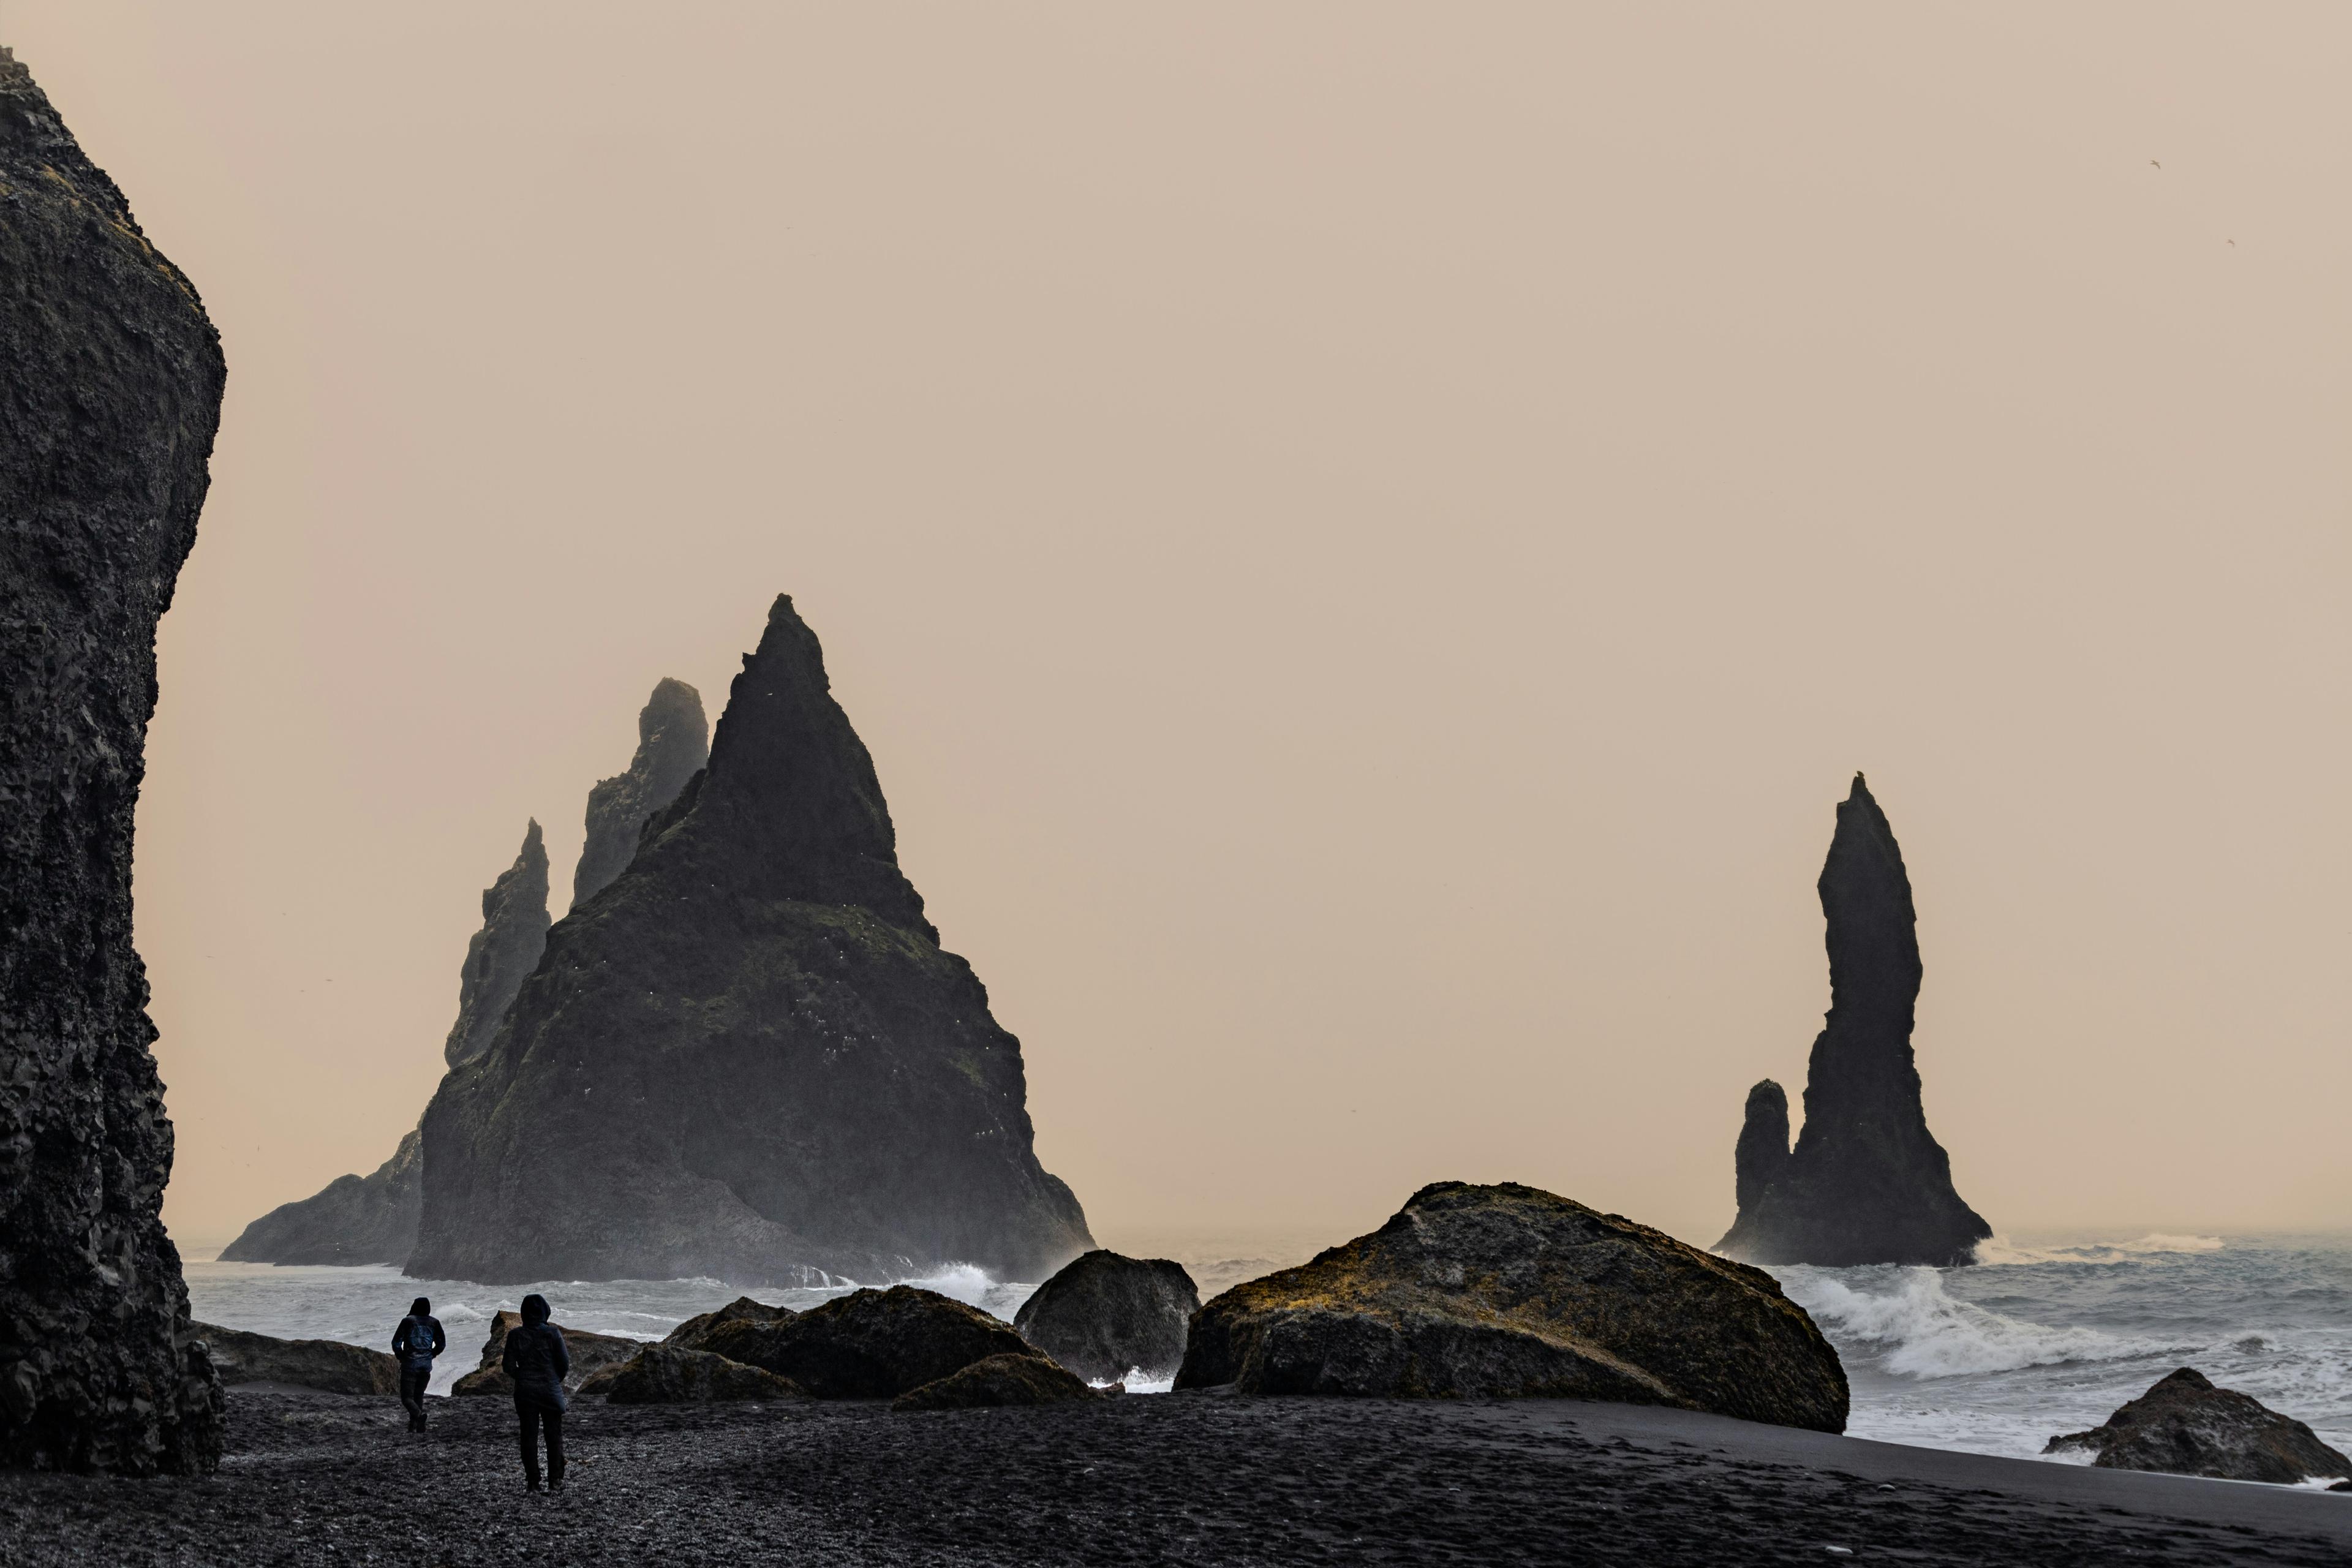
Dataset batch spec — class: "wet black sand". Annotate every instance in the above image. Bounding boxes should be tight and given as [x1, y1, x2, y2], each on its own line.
[1, 1386, 2344, 1566]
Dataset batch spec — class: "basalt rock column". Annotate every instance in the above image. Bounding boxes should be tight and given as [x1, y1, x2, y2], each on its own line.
[410, 595, 1093, 1285]
[571, 678, 708, 910]
[0, 50, 226, 1472]
[223, 821, 550, 1262]
[1716, 775, 1991, 1267]
[444, 821, 552, 1067]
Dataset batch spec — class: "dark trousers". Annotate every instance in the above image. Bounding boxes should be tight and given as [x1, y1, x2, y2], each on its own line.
[518, 1403, 565, 1488]
[399, 1366, 431, 1430]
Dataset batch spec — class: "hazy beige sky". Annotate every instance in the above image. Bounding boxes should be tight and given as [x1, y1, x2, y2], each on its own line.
[12, 3, 2345, 1252]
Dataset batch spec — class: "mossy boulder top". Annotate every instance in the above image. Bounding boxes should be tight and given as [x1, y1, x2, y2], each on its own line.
[696, 1286, 1039, 1399]
[1175, 1182, 1849, 1433]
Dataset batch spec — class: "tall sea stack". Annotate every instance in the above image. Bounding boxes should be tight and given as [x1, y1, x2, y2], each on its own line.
[571, 678, 707, 910]
[0, 50, 226, 1472]
[1716, 775, 1991, 1268]
[409, 595, 1093, 1285]
[222, 682, 702, 1266]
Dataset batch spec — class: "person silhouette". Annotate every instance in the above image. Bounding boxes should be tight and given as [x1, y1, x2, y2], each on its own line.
[390, 1296, 445, 1432]
[502, 1294, 570, 1493]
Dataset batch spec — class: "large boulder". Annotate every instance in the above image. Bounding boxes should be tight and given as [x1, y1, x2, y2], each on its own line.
[1014, 1251, 1197, 1382]
[1716, 775, 1991, 1268]
[893, 1353, 1099, 1412]
[451, 1312, 646, 1395]
[662, 1296, 798, 1355]
[577, 1345, 806, 1404]
[194, 1324, 400, 1397]
[410, 596, 1092, 1286]
[218, 1128, 422, 1267]
[0, 46, 228, 1475]
[698, 1286, 1036, 1398]
[1175, 1182, 1849, 1433]
[2044, 1368, 2352, 1486]
[571, 678, 709, 910]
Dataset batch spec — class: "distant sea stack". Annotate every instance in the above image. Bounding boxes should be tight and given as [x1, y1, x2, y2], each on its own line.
[572, 678, 708, 910]
[0, 50, 227, 1472]
[1716, 775, 1991, 1268]
[222, 681, 703, 1267]
[444, 820, 552, 1067]
[409, 595, 1093, 1285]
[223, 820, 548, 1262]
[217, 1128, 421, 1266]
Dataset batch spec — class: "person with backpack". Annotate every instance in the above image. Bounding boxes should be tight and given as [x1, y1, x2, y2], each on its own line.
[390, 1296, 446, 1432]
[501, 1293, 570, 1493]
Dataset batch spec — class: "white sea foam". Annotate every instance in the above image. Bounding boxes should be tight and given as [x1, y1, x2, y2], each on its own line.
[1778, 1267, 2147, 1379]
[1972, 1234, 2223, 1267]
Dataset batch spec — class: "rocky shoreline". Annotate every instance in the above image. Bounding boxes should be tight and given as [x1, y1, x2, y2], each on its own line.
[1, 1385, 2343, 1567]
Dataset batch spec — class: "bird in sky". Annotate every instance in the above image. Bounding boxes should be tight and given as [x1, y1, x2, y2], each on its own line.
[2150, 159, 2162, 170]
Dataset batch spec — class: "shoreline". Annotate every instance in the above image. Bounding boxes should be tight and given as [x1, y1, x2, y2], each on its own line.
[0, 1387, 2341, 1566]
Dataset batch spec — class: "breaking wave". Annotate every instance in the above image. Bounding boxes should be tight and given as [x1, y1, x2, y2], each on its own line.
[1972, 1234, 2223, 1267]
[1777, 1266, 2150, 1379]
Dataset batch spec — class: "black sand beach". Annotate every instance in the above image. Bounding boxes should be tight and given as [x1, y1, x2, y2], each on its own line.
[2, 1387, 2343, 1567]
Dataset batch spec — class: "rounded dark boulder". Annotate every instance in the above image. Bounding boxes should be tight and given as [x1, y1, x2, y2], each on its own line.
[577, 1344, 807, 1404]
[1014, 1250, 1199, 1382]
[195, 1324, 399, 1397]
[892, 1352, 1099, 1412]
[2043, 1368, 2352, 1486]
[1175, 1182, 1849, 1433]
[662, 1296, 798, 1355]
[697, 1286, 1032, 1398]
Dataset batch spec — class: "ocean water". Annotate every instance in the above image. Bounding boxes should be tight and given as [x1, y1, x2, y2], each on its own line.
[182, 1227, 2352, 1469]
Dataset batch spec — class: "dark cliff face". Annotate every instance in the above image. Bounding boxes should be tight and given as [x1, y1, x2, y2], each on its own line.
[1716, 776, 1991, 1268]
[571, 678, 708, 910]
[216, 1129, 421, 1267]
[0, 50, 225, 1472]
[444, 820, 552, 1068]
[410, 595, 1093, 1286]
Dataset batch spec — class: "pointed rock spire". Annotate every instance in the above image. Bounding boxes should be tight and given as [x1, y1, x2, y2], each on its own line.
[570, 678, 709, 910]
[1717, 775, 1991, 1267]
[410, 595, 1089, 1286]
[443, 820, 551, 1068]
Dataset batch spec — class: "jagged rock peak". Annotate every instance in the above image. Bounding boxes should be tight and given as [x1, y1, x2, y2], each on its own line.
[443, 821, 552, 1067]
[1716, 775, 1991, 1268]
[0, 47, 227, 1474]
[408, 594, 1090, 1285]
[658, 595, 929, 931]
[570, 677, 709, 909]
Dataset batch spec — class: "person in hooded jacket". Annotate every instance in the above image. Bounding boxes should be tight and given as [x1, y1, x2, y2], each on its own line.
[501, 1293, 570, 1493]
[390, 1296, 446, 1432]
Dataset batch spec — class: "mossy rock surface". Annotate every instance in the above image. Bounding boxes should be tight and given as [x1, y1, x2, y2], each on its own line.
[451, 1312, 645, 1395]
[1175, 1182, 1849, 1433]
[697, 1286, 1031, 1398]
[195, 1325, 399, 1398]
[892, 1352, 1096, 1412]
[662, 1296, 799, 1355]
[578, 1344, 807, 1404]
